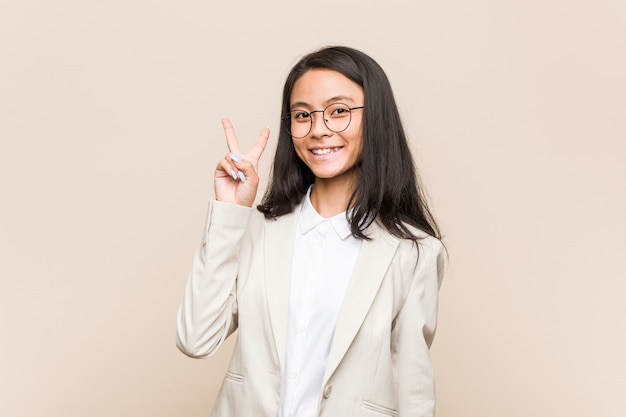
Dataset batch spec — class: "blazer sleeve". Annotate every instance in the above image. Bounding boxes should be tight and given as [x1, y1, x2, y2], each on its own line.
[396, 236, 446, 417]
[176, 199, 253, 358]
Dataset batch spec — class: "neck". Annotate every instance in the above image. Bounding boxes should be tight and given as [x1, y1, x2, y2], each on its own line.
[310, 176, 356, 218]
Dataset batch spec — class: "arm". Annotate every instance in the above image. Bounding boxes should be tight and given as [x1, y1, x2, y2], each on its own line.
[176, 200, 252, 358]
[396, 237, 446, 416]
[176, 118, 269, 358]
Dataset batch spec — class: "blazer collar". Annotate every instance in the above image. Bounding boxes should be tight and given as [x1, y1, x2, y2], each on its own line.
[323, 220, 398, 383]
[264, 206, 300, 370]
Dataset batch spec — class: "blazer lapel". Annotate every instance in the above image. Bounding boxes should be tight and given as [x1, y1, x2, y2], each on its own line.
[264, 207, 300, 371]
[323, 222, 399, 383]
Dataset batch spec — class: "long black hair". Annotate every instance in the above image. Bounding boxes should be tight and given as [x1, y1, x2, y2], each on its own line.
[258, 46, 440, 242]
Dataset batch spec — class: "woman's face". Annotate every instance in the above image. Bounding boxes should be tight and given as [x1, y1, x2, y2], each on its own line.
[289, 69, 364, 183]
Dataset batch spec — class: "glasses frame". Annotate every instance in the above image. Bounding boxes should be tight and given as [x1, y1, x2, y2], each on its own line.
[283, 103, 364, 139]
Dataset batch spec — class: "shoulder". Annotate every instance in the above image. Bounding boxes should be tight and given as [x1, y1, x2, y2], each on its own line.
[244, 201, 302, 239]
[372, 220, 445, 274]
[373, 219, 443, 253]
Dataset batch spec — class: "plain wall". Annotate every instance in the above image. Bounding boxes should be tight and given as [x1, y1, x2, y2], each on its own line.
[1, 0, 624, 416]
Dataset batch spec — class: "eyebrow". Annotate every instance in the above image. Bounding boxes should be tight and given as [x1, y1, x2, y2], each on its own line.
[290, 95, 355, 110]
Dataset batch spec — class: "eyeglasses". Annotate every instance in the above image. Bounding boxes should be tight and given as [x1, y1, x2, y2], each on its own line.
[284, 103, 364, 139]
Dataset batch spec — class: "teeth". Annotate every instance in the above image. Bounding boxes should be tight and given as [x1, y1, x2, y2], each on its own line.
[311, 147, 339, 155]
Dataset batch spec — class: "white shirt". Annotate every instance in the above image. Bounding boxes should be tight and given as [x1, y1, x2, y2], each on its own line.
[279, 188, 363, 417]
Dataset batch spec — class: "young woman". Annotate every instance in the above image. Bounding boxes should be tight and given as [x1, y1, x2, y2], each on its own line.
[177, 46, 445, 417]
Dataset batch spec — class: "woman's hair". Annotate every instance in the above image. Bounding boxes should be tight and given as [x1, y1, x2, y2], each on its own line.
[257, 46, 441, 242]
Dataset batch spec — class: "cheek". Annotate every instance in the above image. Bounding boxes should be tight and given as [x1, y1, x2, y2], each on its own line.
[349, 135, 364, 158]
[346, 123, 363, 150]
[292, 141, 307, 160]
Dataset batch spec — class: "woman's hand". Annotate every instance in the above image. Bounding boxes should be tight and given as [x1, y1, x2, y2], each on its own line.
[214, 117, 270, 207]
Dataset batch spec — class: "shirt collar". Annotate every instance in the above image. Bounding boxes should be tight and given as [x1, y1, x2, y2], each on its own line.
[299, 186, 353, 240]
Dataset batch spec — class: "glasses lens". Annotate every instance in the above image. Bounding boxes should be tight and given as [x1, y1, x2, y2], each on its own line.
[289, 109, 312, 138]
[323, 103, 352, 133]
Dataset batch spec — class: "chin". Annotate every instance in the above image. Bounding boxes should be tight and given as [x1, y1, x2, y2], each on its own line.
[311, 167, 357, 182]
[309, 166, 342, 178]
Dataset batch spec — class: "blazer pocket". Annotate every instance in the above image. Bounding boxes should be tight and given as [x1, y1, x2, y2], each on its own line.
[361, 400, 398, 417]
[224, 371, 244, 384]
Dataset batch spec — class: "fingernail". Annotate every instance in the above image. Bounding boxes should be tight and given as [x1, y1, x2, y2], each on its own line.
[238, 170, 246, 183]
[230, 153, 242, 163]
[230, 169, 237, 180]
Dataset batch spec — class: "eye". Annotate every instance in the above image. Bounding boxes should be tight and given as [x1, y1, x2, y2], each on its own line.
[328, 104, 350, 117]
[292, 110, 311, 122]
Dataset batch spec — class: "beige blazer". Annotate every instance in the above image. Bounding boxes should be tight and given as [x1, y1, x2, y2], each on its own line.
[177, 199, 445, 417]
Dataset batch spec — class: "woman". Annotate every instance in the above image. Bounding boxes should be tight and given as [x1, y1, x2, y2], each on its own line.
[177, 46, 445, 417]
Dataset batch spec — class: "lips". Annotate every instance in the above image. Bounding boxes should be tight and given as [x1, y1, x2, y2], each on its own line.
[310, 147, 342, 155]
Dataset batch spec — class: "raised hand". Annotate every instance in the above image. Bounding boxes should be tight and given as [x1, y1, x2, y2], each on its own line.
[214, 117, 270, 207]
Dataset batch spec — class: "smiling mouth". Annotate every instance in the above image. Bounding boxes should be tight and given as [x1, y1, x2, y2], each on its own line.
[311, 147, 342, 155]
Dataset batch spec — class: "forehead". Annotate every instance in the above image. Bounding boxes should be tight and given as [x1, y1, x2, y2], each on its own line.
[290, 69, 363, 106]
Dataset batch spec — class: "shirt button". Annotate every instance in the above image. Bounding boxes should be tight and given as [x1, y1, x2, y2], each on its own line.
[323, 384, 332, 399]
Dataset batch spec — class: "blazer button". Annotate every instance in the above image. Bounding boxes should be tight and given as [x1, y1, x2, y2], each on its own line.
[323, 384, 332, 399]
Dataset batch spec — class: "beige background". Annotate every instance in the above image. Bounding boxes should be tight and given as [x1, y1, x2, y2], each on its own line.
[1, 0, 624, 416]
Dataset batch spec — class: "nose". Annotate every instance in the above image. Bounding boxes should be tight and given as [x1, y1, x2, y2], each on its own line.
[309, 110, 331, 138]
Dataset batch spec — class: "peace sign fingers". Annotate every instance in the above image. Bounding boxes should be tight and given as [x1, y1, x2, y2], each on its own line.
[214, 117, 271, 207]
[221, 117, 269, 166]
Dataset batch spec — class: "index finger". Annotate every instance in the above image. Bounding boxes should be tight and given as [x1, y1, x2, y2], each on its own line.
[221, 117, 240, 154]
